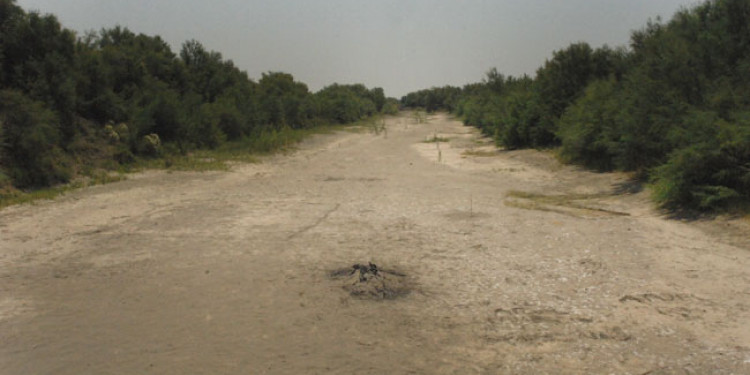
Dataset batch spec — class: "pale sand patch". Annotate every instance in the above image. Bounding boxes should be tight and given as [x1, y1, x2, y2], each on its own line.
[1, 112, 748, 374]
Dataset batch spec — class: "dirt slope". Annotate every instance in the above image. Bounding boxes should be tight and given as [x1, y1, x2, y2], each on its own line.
[2, 113, 749, 374]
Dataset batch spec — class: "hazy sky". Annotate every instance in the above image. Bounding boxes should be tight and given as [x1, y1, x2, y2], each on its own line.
[17, 0, 696, 97]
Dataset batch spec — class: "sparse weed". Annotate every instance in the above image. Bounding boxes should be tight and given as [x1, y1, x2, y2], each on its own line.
[423, 135, 450, 143]
[412, 110, 427, 124]
[363, 116, 387, 136]
[462, 149, 497, 157]
[492, 167, 525, 173]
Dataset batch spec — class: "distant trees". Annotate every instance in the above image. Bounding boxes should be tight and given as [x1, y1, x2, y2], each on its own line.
[381, 98, 401, 115]
[258, 72, 310, 129]
[402, 0, 750, 211]
[0, 0, 392, 191]
[400, 86, 462, 112]
[316, 83, 380, 124]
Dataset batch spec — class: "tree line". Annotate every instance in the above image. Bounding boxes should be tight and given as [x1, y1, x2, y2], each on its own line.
[402, 0, 750, 212]
[0, 0, 395, 191]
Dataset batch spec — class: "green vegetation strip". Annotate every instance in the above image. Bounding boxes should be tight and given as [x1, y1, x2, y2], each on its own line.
[0, 122, 362, 209]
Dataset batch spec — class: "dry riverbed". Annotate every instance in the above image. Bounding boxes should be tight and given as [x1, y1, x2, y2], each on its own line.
[1, 113, 749, 374]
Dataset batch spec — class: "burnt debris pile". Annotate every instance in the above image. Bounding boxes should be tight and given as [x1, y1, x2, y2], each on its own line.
[329, 263, 412, 300]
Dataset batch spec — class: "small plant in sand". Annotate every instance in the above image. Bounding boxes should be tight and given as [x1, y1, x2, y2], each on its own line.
[423, 134, 450, 143]
[462, 149, 497, 157]
[436, 135, 442, 163]
[368, 116, 387, 136]
[412, 110, 427, 124]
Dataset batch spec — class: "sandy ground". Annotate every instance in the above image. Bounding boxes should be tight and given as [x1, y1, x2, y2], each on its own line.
[1, 113, 749, 374]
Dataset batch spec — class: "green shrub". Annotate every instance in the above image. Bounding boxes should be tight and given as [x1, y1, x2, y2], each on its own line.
[381, 98, 400, 115]
[496, 88, 543, 149]
[0, 90, 71, 187]
[114, 123, 130, 143]
[103, 124, 120, 143]
[138, 133, 162, 156]
[558, 79, 619, 170]
[652, 119, 750, 211]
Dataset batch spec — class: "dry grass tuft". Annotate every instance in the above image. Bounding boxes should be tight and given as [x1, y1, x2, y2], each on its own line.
[423, 135, 450, 143]
[462, 149, 498, 157]
[504, 190, 629, 218]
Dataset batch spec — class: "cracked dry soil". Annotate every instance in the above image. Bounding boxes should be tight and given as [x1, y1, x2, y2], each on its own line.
[2, 113, 750, 374]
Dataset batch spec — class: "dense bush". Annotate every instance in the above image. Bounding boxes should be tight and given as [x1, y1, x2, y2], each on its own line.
[652, 115, 750, 210]
[401, 86, 462, 112]
[569, 0, 750, 210]
[403, 0, 750, 211]
[316, 84, 379, 124]
[557, 79, 620, 171]
[0, 90, 71, 186]
[0, 0, 394, 190]
[381, 98, 401, 115]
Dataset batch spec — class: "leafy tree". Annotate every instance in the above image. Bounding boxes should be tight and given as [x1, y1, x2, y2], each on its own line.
[0, 90, 70, 186]
[532, 42, 596, 145]
[381, 98, 401, 115]
[1, 7, 77, 139]
[652, 116, 750, 210]
[258, 72, 310, 128]
[317, 84, 375, 124]
[369, 87, 386, 112]
[495, 78, 542, 149]
[558, 79, 620, 170]
[401, 85, 462, 112]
